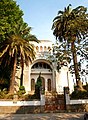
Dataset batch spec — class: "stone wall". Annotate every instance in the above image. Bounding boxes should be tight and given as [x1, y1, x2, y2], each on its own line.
[0, 106, 44, 114]
[66, 104, 88, 112]
[66, 94, 88, 112]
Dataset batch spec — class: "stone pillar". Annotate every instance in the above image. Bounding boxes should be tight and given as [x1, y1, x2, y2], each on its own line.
[40, 94, 45, 105]
[40, 93, 45, 112]
[64, 87, 70, 110]
[65, 94, 70, 105]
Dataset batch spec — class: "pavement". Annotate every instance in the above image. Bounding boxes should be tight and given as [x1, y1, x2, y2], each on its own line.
[0, 112, 85, 120]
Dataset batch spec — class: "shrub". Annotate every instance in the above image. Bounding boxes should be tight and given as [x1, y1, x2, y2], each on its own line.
[35, 73, 42, 99]
[17, 86, 26, 97]
[6, 94, 14, 99]
[0, 90, 13, 99]
[70, 90, 88, 99]
[83, 84, 88, 91]
[19, 86, 25, 91]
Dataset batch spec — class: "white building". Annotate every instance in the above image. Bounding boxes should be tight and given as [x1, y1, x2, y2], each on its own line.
[15, 40, 74, 94]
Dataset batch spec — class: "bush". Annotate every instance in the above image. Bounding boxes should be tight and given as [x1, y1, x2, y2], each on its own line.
[19, 86, 25, 91]
[83, 84, 88, 91]
[34, 73, 42, 99]
[0, 91, 6, 99]
[0, 90, 14, 99]
[70, 90, 88, 99]
[5, 94, 14, 99]
[17, 86, 26, 97]
[70, 84, 88, 99]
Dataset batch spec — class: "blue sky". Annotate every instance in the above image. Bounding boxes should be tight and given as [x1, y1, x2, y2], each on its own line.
[16, 0, 88, 43]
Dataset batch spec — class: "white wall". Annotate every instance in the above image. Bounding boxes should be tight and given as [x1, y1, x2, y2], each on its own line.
[56, 66, 74, 94]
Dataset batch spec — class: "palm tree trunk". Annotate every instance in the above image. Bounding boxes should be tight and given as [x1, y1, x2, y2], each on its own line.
[9, 54, 17, 94]
[71, 42, 80, 85]
[20, 63, 24, 86]
[71, 41, 84, 91]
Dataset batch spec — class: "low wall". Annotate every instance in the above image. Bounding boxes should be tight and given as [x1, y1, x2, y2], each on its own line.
[66, 104, 88, 112]
[0, 100, 41, 106]
[0, 106, 43, 114]
[0, 95, 45, 114]
[66, 94, 88, 112]
[0, 100, 45, 113]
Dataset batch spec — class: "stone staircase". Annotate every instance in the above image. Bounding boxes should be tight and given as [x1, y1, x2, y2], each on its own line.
[45, 92, 65, 112]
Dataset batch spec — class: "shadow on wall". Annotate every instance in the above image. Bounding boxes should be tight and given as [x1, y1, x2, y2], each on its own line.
[15, 106, 41, 114]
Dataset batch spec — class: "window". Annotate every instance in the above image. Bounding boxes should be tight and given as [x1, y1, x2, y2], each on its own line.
[44, 46, 47, 51]
[47, 79, 51, 91]
[31, 79, 35, 91]
[40, 46, 43, 52]
[36, 46, 39, 52]
[48, 46, 51, 51]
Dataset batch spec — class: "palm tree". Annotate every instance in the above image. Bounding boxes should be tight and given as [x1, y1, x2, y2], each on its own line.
[15, 23, 39, 86]
[52, 5, 88, 90]
[0, 34, 36, 94]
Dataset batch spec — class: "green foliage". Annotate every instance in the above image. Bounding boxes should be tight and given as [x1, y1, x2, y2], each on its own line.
[21, 94, 39, 100]
[5, 94, 14, 99]
[83, 84, 88, 91]
[18, 86, 26, 96]
[35, 73, 42, 99]
[0, 34, 36, 93]
[19, 86, 25, 91]
[70, 84, 88, 99]
[0, 86, 40, 100]
[36, 75, 42, 88]
[0, 0, 24, 41]
[52, 5, 88, 42]
[52, 5, 88, 87]
[0, 89, 13, 99]
[70, 90, 88, 99]
[0, 64, 11, 90]
[0, 0, 38, 94]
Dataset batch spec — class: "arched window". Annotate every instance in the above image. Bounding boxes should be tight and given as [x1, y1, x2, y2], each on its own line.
[40, 46, 43, 52]
[36, 46, 39, 52]
[48, 46, 51, 51]
[31, 79, 35, 91]
[32, 62, 52, 70]
[47, 79, 51, 91]
[44, 46, 47, 51]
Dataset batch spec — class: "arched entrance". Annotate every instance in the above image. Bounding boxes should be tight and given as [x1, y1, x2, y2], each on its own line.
[30, 59, 53, 92]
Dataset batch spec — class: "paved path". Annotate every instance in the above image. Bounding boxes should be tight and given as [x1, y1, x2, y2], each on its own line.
[0, 112, 85, 120]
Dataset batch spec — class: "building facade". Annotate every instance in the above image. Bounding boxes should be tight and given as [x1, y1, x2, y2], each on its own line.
[15, 40, 74, 94]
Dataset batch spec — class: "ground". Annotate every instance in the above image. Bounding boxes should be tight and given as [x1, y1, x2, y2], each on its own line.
[0, 112, 85, 120]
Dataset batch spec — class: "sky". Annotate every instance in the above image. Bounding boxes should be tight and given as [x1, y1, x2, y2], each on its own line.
[16, 0, 88, 43]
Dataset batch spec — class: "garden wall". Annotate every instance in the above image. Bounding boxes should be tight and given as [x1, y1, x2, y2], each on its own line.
[66, 94, 88, 112]
[0, 95, 45, 114]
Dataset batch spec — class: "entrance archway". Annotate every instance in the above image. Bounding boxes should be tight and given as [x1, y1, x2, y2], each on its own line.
[31, 59, 53, 92]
